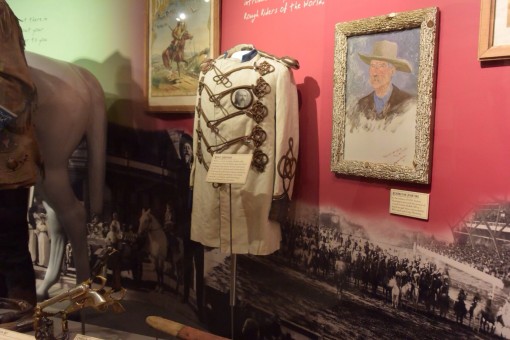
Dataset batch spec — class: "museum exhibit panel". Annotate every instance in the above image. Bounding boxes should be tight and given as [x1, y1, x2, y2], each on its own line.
[2, 0, 510, 339]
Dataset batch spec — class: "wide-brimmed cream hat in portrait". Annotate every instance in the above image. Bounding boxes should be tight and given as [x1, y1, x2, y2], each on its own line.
[358, 40, 413, 73]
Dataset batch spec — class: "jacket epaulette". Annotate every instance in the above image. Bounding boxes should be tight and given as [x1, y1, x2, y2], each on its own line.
[258, 50, 300, 70]
[200, 50, 300, 71]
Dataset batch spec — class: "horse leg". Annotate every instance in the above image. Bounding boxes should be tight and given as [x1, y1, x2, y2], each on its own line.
[150, 254, 162, 292]
[156, 258, 165, 291]
[162, 49, 171, 69]
[336, 280, 341, 300]
[81, 67, 106, 217]
[392, 290, 398, 308]
[174, 260, 180, 294]
[471, 314, 477, 331]
[173, 239, 183, 294]
[454, 302, 460, 323]
[39, 169, 90, 287]
[166, 237, 175, 279]
[36, 201, 65, 300]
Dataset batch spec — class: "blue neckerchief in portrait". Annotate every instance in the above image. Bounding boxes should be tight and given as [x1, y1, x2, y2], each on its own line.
[373, 84, 393, 115]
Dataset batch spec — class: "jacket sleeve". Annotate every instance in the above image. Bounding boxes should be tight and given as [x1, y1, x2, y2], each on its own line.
[189, 76, 202, 189]
[272, 66, 299, 201]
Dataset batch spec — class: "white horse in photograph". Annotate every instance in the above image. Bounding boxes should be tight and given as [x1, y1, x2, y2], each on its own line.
[470, 295, 504, 334]
[387, 277, 401, 309]
[334, 258, 348, 301]
[26, 52, 107, 300]
[495, 299, 510, 338]
[409, 273, 420, 309]
[138, 208, 168, 292]
[399, 281, 412, 308]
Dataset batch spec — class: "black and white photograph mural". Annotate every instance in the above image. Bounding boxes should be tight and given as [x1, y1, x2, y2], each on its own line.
[202, 202, 510, 339]
[29, 123, 510, 339]
[29, 124, 204, 336]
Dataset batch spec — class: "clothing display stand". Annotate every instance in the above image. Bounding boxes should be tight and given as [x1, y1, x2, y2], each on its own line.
[228, 183, 236, 340]
[81, 310, 86, 335]
[205, 153, 253, 340]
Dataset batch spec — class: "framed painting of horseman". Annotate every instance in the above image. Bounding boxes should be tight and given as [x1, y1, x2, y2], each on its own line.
[146, 0, 220, 113]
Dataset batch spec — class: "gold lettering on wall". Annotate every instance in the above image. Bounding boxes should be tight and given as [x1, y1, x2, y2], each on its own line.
[243, 0, 326, 23]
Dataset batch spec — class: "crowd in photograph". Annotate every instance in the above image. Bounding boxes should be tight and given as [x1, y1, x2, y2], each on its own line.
[85, 211, 144, 290]
[420, 238, 510, 281]
[28, 195, 149, 290]
[472, 205, 510, 225]
[279, 219, 415, 283]
[279, 218, 510, 286]
[275, 218, 505, 325]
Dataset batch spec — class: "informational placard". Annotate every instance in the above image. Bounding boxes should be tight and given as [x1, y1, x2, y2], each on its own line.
[206, 153, 253, 184]
[0, 328, 34, 340]
[389, 189, 430, 220]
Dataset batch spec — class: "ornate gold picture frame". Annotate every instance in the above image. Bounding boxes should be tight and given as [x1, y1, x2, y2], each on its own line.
[331, 7, 439, 184]
[478, 0, 510, 61]
[146, 0, 220, 113]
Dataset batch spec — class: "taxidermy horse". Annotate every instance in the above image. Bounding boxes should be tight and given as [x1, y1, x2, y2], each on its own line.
[26, 52, 107, 300]
[138, 208, 168, 292]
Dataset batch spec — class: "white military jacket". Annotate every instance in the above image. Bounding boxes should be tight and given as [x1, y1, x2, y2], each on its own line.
[190, 44, 299, 255]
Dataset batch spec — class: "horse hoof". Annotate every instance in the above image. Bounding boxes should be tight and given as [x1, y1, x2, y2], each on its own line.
[36, 292, 49, 302]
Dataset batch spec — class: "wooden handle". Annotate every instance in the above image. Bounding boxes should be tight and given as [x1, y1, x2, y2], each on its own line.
[146, 316, 229, 340]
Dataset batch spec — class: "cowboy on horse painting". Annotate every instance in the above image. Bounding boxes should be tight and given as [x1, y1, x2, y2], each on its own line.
[162, 21, 193, 76]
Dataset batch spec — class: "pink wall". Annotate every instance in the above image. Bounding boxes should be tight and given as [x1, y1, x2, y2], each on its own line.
[220, 0, 510, 239]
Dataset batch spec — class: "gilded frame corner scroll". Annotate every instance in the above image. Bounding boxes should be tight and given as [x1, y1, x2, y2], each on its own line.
[331, 7, 439, 184]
